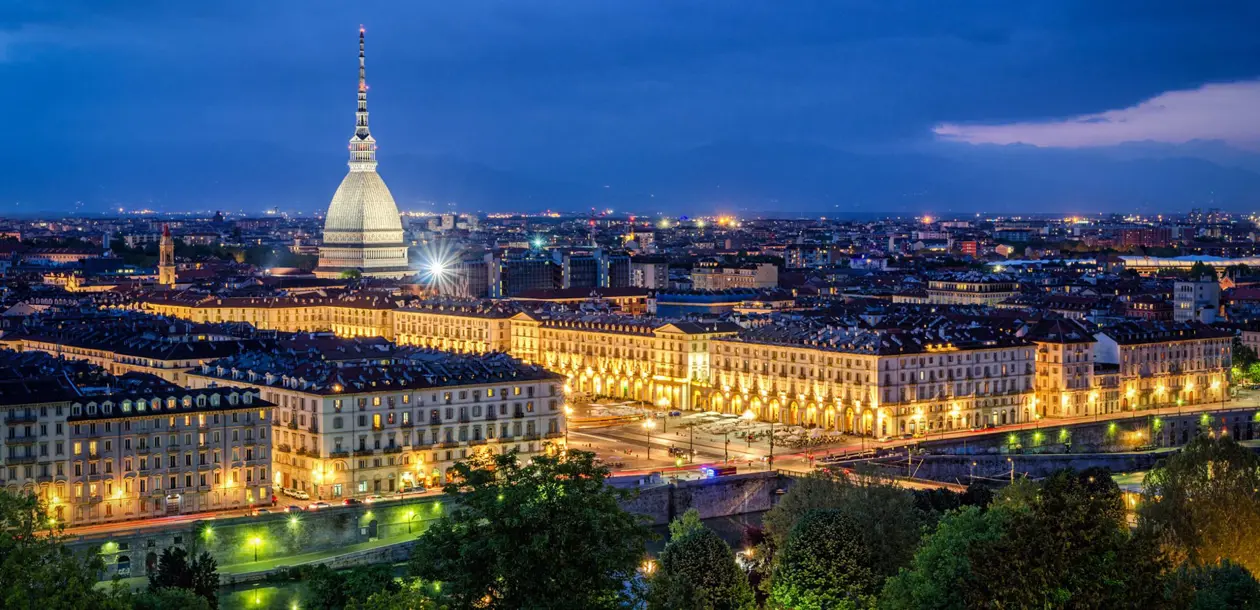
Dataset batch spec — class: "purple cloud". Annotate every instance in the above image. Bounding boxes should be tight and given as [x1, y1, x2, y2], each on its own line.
[934, 79, 1260, 149]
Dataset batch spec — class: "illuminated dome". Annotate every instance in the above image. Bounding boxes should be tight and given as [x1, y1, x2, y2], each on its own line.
[315, 28, 410, 279]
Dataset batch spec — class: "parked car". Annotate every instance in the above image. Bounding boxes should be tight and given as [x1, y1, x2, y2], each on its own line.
[290, 489, 310, 500]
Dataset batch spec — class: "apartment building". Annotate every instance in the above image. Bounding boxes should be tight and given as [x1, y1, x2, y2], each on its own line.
[393, 301, 517, 353]
[703, 317, 1036, 437]
[1095, 321, 1232, 409]
[925, 272, 1020, 306]
[691, 262, 778, 291]
[509, 311, 739, 410]
[184, 348, 565, 498]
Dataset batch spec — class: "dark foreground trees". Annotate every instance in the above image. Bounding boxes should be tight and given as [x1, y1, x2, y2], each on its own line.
[410, 448, 653, 609]
[648, 524, 756, 610]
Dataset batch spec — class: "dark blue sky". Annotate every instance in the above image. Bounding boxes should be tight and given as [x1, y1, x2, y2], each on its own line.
[4, 1, 1260, 215]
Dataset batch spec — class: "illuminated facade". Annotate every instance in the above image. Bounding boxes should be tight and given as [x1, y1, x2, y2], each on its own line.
[702, 321, 1036, 437]
[158, 224, 176, 287]
[1095, 321, 1232, 411]
[510, 312, 739, 410]
[314, 28, 410, 279]
[926, 273, 1020, 306]
[183, 350, 565, 498]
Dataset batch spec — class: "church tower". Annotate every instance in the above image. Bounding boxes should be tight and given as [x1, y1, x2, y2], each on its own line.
[158, 224, 176, 287]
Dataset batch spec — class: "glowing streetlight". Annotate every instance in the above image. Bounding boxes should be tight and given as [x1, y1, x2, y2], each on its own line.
[250, 536, 262, 562]
[643, 418, 656, 460]
[564, 405, 573, 448]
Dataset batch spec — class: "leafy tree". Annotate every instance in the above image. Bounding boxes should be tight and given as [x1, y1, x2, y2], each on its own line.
[911, 483, 993, 518]
[965, 468, 1169, 608]
[147, 546, 219, 608]
[130, 587, 213, 610]
[763, 472, 924, 583]
[1167, 560, 1260, 610]
[409, 449, 653, 609]
[343, 564, 400, 605]
[768, 509, 876, 610]
[1140, 435, 1260, 573]
[302, 564, 350, 610]
[346, 579, 438, 610]
[668, 508, 705, 540]
[886, 469, 1172, 609]
[0, 491, 125, 610]
[340, 269, 363, 280]
[647, 527, 755, 610]
[881, 505, 1007, 610]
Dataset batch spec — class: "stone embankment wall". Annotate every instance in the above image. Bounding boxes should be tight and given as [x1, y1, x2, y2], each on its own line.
[76, 471, 789, 581]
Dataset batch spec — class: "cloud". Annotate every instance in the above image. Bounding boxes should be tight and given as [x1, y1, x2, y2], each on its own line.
[933, 79, 1260, 149]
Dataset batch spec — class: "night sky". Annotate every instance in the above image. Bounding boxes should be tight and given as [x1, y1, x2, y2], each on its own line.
[5, 1, 1260, 215]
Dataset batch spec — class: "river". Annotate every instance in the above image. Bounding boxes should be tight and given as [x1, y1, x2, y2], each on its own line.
[219, 512, 764, 609]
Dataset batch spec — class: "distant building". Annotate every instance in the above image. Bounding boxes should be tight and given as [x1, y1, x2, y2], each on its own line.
[1173, 276, 1220, 323]
[691, 262, 778, 291]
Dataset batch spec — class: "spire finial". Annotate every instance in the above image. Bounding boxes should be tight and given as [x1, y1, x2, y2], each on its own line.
[348, 25, 376, 170]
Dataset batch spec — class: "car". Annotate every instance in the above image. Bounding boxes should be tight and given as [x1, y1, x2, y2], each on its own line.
[984, 423, 997, 430]
[255, 508, 271, 515]
[668, 410, 682, 417]
[308, 501, 331, 510]
[342, 498, 363, 506]
[397, 486, 422, 495]
[283, 505, 304, 513]
[290, 489, 310, 500]
[364, 494, 385, 504]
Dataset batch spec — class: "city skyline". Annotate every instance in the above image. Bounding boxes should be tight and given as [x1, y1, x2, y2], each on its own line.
[3, 2, 1260, 214]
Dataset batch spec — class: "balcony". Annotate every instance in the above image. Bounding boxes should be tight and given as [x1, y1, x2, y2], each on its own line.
[4, 413, 38, 425]
[382, 446, 402, 454]
[329, 450, 350, 459]
[276, 443, 292, 453]
[287, 421, 298, 430]
[400, 421, 414, 428]
[353, 449, 375, 457]
[428, 418, 443, 427]
[7, 435, 38, 446]
[513, 411, 525, 419]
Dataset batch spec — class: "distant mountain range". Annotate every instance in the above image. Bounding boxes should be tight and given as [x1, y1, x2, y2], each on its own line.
[5, 139, 1260, 216]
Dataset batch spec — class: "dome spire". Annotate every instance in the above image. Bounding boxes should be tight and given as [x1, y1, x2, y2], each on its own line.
[349, 25, 377, 171]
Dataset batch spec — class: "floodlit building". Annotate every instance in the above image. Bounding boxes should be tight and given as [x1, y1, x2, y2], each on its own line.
[315, 29, 410, 279]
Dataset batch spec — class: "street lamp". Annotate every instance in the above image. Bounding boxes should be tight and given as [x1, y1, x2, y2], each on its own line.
[563, 406, 573, 450]
[643, 419, 656, 460]
[407, 509, 419, 534]
[742, 409, 756, 450]
[250, 536, 262, 562]
[657, 397, 670, 433]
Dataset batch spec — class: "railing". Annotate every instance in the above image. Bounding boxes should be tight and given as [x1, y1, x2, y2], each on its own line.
[329, 450, 350, 459]
[353, 449, 375, 457]
[383, 446, 403, 454]
[276, 443, 292, 453]
[4, 413, 38, 425]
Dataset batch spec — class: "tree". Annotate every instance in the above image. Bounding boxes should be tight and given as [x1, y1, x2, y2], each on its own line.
[763, 472, 924, 583]
[343, 564, 400, 605]
[647, 527, 755, 610]
[1168, 560, 1260, 610]
[346, 579, 438, 610]
[130, 587, 213, 610]
[768, 509, 876, 610]
[880, 505, 1007, 610]
[0, 491, 125, 610]
[1139, 435, 1260, 573]
[409, 449, 653, 609]
[887, 469, 1172, 609]
[965, 468, 1169, 608]
[147, 546, 219, 608]
[668, 508, 705, 540]
[302, 564, 350, 610]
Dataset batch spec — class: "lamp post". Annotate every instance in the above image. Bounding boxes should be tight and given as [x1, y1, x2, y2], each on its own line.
[723, 431, 730, 462]
[250, 536, 261, 563]
[407, 509, 419, 534]
[564, 406, 573, 450]
[643, 419, 656, 460]
[657, 397, 670, 433]
[743, 409, 755, 448]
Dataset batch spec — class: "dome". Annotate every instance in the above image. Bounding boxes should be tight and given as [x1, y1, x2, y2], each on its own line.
[322, 169, 404, 246]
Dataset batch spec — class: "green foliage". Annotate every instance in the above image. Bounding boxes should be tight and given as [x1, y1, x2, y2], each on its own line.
[647, 527, 755, 610]
[668, 508, 705, 541]
[299, 564, 400, 610]
[409, 449, 653, 609]
[769, 509, 876, 610]
[965, 468, 1169, 608]
[130, 587, 213, 610]
[880, 505, 1007, 610]
[0, 490, 125, 610]
[345, 578, 438, 610]
[1168, 560, 1260, 610]
[1140, 435, 1260, 574]
[147, 546, 219, 608]
[1188, 261, 1219, 280]
[884, 468, 1170, 609]
[763, 472, 924, 583]
[340, 269, 363, 279]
